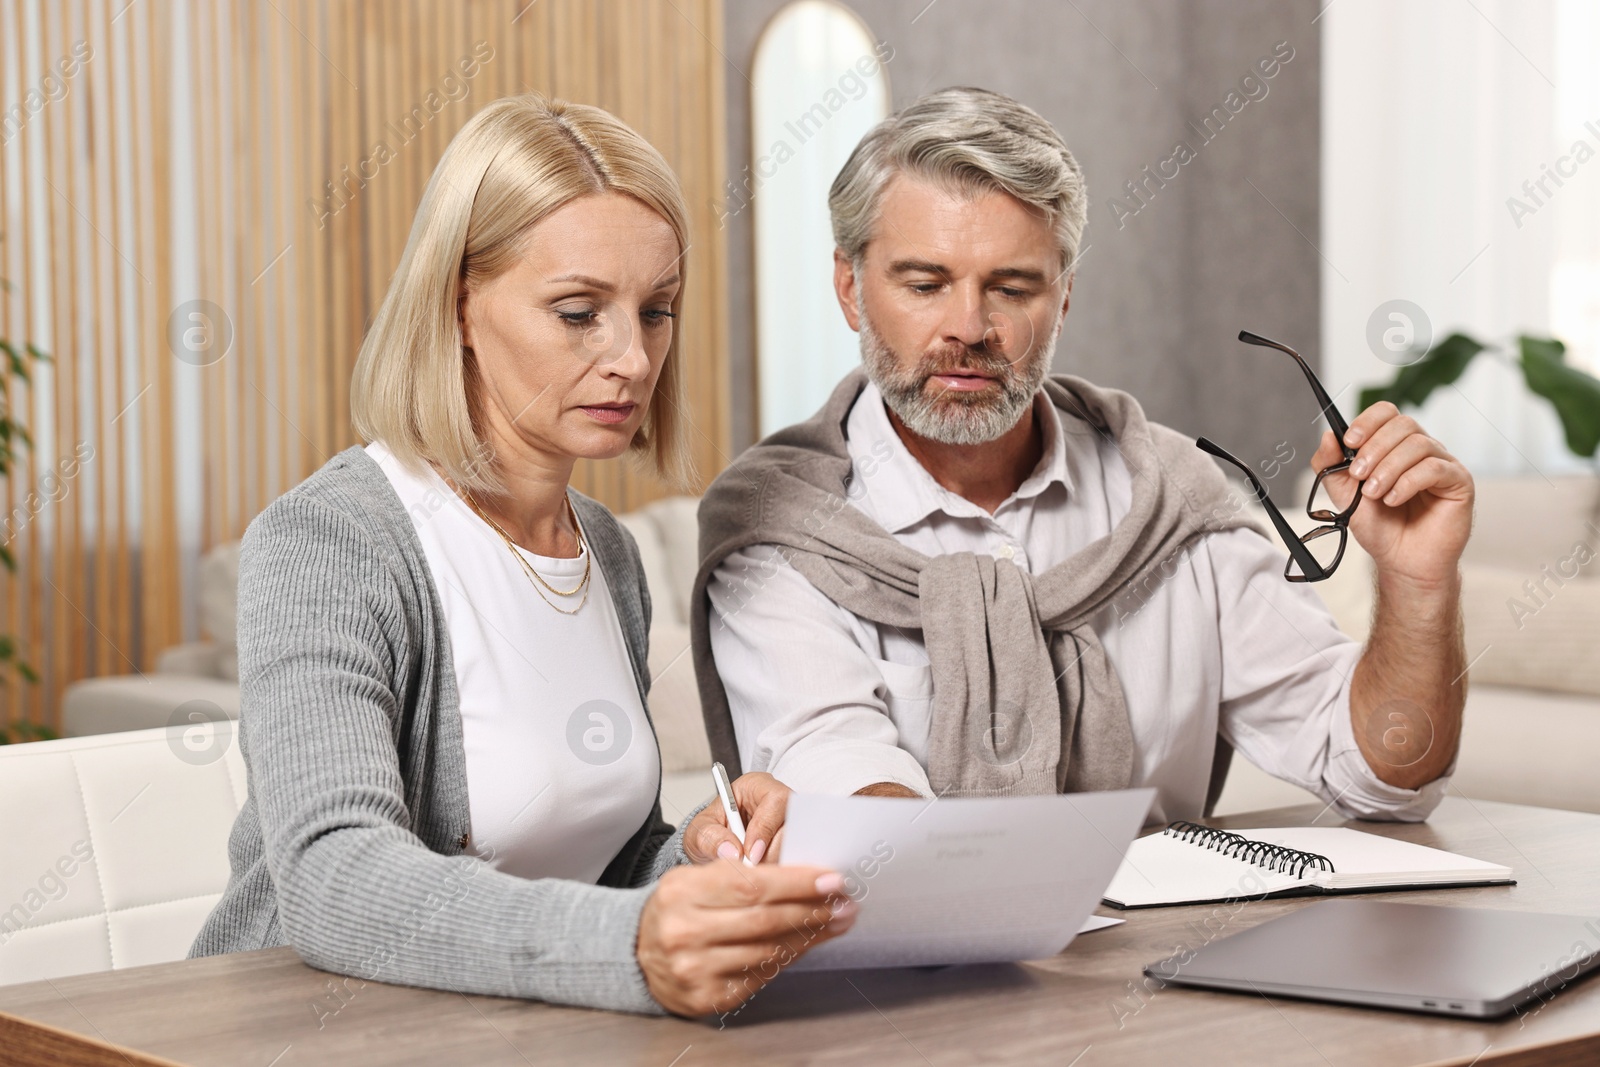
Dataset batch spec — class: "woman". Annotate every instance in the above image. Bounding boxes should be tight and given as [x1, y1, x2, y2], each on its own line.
[189, 94, 852, 1016]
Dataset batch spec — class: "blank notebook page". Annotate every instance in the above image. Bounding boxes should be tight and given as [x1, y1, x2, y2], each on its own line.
[1104, 832, 1307, 907]
[1104, 826, 1512, 907]
[1244, 828, 1511, 888]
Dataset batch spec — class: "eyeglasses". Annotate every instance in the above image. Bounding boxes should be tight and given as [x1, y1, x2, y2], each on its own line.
[1195, 330, 1363, 583]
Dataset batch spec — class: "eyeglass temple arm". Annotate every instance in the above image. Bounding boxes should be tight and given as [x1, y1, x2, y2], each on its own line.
[1237, 330, 1354, 452]
[1195, 437, 1329, 581]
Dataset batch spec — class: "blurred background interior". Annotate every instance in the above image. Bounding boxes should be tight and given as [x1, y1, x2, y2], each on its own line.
[1, 0, 1599, 982]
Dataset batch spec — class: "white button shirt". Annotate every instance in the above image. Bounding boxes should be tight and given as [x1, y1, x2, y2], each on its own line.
[707, 381, 1447, 825]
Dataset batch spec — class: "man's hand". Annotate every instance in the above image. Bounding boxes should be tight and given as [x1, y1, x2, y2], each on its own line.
[684, 771, 791, 865]
[1315, 402, 1472, 790]
[637, 861, 856, 1016]
[1311, 401, 1474, 589]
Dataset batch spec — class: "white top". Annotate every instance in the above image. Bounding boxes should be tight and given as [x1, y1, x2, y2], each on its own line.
[708, 381, 1448, 825]
[367, 441, 659, 882]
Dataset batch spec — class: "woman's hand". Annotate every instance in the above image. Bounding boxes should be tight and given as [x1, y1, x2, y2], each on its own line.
[637, 862, 856, 1017]
[683, 771, 792, 865]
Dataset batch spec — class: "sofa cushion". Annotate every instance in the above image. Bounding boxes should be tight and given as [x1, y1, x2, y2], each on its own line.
[641, 496, 700, 630]
[1452, 683, 1600, 813]
[61, 676, 242, 738]
[647, 621, 712, 775]
[614, 510, 675, 630]
[1463, 475, 1599, 574]
[154, 641, 222, 678]
[1461, 562, 1600, 698]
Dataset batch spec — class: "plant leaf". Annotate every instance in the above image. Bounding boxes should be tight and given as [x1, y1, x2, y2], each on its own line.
[4, 342, 29, 383]
[25, 343, 50, 363]
[1358, 333, 1487, 412]
[13, 350, 35, 383]
[1520, 335, 1567, 364]
[1520, 337, 1600, 457]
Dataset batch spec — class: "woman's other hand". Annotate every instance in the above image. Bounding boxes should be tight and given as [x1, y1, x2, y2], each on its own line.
[683, 771, 791, 865]
[637, 862, 855, 1016]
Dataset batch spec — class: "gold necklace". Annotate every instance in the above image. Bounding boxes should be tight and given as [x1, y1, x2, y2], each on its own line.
[463, 491, 591, 615]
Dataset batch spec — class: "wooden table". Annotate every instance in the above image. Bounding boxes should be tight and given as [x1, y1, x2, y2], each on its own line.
[4, 796, 1599, 1067]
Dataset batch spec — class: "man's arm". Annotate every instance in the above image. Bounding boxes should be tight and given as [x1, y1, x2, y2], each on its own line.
[1316, 402, 1474, 789]
[1349, 571, 1465, 789]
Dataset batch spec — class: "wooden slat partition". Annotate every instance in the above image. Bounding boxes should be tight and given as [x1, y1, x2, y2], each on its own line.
[0, 0, 732, 733]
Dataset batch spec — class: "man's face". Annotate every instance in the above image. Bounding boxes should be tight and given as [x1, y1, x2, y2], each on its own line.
[833, 175, 1071, 445]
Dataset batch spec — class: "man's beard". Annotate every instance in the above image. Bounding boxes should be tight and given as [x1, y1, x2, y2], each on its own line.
[859, 308, 1057, 446]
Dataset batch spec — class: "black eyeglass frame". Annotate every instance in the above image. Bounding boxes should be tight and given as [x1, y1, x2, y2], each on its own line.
[1195, 330, 1363, 583]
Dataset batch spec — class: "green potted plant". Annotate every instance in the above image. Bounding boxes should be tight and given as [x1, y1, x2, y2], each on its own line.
[1360, 333, 1600, 460]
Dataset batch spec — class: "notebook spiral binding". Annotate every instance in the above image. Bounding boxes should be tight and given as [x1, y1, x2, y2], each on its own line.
[1164, 821, 1337, 879]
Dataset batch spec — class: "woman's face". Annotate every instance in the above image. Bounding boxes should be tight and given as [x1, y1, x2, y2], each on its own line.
[459, 192, 681, 470]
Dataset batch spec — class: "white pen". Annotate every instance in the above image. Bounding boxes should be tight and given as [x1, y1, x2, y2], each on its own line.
[711, 761, 753, 866]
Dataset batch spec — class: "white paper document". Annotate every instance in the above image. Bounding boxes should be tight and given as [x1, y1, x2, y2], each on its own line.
[781, 788, 1155, 970]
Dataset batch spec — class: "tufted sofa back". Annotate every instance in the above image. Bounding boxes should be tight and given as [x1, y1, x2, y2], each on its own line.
[0, 723, 245, 985]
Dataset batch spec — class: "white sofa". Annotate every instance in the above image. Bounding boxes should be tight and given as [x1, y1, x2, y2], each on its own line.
[0, 724, 245, 985]
[57, 477, 1600, 819]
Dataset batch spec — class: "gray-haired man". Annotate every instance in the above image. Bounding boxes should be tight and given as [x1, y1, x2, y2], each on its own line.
[690, 87, 1471, 827]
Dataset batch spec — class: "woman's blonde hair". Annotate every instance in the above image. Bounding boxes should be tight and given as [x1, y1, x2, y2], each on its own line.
[351, 93, 691, 494]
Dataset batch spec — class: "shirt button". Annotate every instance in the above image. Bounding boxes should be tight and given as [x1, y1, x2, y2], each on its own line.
[997, 544, 1016, 561]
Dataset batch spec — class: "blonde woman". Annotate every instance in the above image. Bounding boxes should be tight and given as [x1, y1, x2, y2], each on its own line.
[190, 95, 853, 1016]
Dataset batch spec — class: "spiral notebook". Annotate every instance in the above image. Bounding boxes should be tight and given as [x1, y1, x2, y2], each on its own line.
[1103, 821, 1514, 909]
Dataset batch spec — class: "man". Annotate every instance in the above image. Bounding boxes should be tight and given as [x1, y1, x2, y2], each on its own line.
[690, 87, 1470, 825]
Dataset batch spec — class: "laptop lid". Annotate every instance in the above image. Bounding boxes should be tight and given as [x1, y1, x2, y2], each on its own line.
[1145, 899, 1600, 1018]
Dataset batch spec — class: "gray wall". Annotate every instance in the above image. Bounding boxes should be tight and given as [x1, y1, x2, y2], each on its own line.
[721, 0, 1324, 501]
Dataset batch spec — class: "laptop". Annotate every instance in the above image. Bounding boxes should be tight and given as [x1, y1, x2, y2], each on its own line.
[1145, 899, 1600, 1018]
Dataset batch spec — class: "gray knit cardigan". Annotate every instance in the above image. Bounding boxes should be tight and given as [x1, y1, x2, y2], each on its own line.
[189, 445, 696, 1014]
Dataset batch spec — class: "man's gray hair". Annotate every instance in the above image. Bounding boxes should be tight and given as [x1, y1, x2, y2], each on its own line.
[828, 86, 1088, 273]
